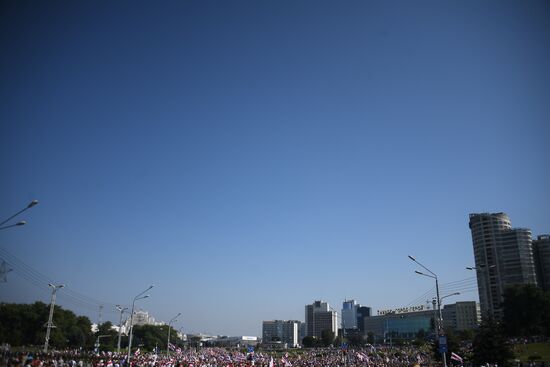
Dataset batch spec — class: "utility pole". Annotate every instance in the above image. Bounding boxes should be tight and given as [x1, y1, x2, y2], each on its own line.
[0, 261, 13, 282]
[98, 305, 104, 326]
[44, 284, 65, 353]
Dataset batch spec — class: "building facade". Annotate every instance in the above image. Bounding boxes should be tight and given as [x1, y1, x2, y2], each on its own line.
[342, 300, 358, 330]
[357, 306, 372, 332]
[442, 301, 480, 331]
[262, 320, 300, 347]
[363, 309, 434, 342]
[305, 301, 338, 338]
[469, 213, 538, 319]
[534, 235, 550, 292]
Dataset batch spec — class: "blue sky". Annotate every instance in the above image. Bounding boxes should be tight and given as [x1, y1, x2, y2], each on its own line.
[1, 0, 549, 336]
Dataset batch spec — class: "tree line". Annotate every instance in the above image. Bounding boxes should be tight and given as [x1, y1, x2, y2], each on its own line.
[0, 302, 183, 352]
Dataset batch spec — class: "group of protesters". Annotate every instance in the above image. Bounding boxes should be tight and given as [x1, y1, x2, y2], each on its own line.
[2, 345, 438, 367]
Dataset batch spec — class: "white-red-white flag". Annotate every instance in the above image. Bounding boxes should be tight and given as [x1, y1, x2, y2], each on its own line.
[450, 352, 463, 364]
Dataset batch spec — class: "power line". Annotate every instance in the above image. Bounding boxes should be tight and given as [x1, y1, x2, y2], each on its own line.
[0, 248, 120, 316]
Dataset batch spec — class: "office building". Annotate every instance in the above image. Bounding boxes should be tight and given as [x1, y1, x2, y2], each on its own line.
[342, 300, 372, 334]
[262, 320, 300, 347]
[442, 301, 480, 331]
[357, 306, 372, 332]
[469, 213, 538, 319]
[534, 235, 550, 292]
[364, 309, 434, 342]
[305, 301, 338, 338]
[208, 336, 258, 348]
[342, 300, 358, 329]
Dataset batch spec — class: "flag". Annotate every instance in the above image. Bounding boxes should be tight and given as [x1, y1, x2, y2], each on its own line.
[268, 357, 274, 367]
[168, 343, 176, 351]
[134, 349, 140, 357]
[450, 353, 463, 364]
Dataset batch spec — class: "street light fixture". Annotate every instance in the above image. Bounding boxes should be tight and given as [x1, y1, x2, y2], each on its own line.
[127, 285, 154, 363]
[0, 200, 38, 229]
[44, 283, 65, 352]
[167, 312, 181, 357]
[408, 255, 447, 367]
[0, 220, 27, 231]
[115, 305, 129, 353]
[440, 292, 460, 302]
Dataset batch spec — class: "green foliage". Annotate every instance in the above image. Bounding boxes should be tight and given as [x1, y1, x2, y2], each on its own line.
[433, 329, 460, 362]
[131, 324, 181, 351]
[347, 334, 364, 347]
[301, 336, 316, 348]
[472, 317, 514, 367]
[0, 302, 93, 348]
[513, 343, 550, 362]
[95, 322, 119, 351]
[366, 332, 374, 345]
[320, 329, 335, 347]
[502, 284, 550, 337]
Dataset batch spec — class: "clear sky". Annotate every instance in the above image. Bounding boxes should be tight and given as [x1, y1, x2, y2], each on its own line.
[1, 0, 549, 337]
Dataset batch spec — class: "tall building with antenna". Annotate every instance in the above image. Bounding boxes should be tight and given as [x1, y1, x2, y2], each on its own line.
[469, 213, 538, 319]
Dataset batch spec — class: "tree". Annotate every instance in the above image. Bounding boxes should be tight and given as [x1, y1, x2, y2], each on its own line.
[132, 324, 179, 351]
[333, 334, 344, 347]
[320, 329, 335, 347]
[301, 336, 315, 348]
[433, 328, 460, 362]
[502, 284, 550, 337]
[95, 322, 118, 351]
[0, 302, 93, 349]
[348, 334, 364, 347]
[472, 317, 514, 367]
[366, 332, 374, 345]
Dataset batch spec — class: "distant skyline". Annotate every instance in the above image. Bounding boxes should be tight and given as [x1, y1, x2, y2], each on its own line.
[1, 0, 549, 336]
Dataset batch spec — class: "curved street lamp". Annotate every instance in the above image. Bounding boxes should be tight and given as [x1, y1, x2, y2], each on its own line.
[116, 305, 129, 353]
[408, 255, 447, 367]
[0, 200, 38, 230]
[167, 312, 181, 357]
[127, 285, 154, 363]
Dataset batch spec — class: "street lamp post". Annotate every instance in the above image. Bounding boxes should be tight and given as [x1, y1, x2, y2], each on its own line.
[408, 255, 447, 367]
[167, 312, 181, 357]
[116, 305, 129, 353]
[0, 200, 38, 230]
[95, 335, 112, 355]
[127, 285, 154, 363]
[44, 283, 65, 353]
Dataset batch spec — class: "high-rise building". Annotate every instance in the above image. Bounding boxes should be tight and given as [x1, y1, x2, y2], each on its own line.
[469, 213, 538, 319]
[533, 235, 550, 292]
[305, 301, 338, 338]
[341, 300, 372, 333]
[342, 300, 358, 330]
[262, 320, 300, 347]
[357, 306, 372, 332]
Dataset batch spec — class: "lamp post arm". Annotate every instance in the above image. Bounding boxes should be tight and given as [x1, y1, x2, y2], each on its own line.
[0, 200, 38, 226]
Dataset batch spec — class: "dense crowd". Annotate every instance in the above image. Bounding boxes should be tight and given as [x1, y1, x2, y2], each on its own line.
[1, 346, 437, 367]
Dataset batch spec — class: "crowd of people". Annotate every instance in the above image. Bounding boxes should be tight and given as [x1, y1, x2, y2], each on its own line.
[1, 345, 437, 367]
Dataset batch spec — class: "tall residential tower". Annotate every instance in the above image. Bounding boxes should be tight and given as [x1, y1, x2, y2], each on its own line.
[469, 213, 538, 319]
[533, 235, 550, 292]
